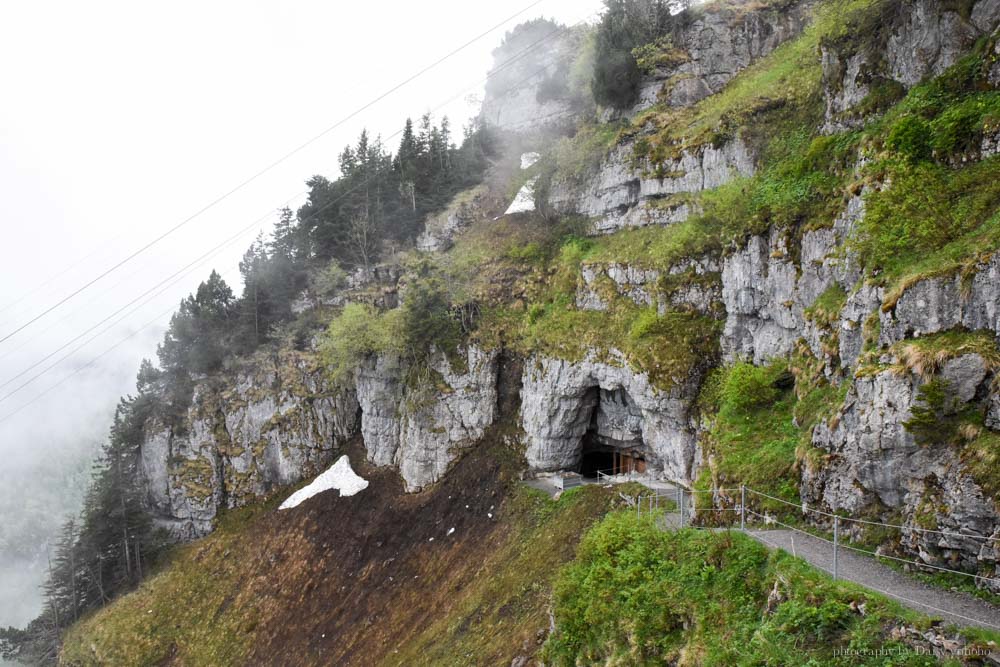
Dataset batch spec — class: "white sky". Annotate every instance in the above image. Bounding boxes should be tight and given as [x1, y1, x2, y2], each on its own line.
[0, 0, 602, 628]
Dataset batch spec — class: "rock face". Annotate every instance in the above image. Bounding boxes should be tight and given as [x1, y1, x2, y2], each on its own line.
[417, 185, 496, 253]
[480, 20, 587, 135]
[356, 346, 499, 492]
[880, 253, 1000, 347]
[140, 351, 359, 539]
[520, 353, 701, 483]
[549, 136, 755, 235]
[577, 256, 722, 316]
[820, 0, 1000, 131]
[141, 347, 499, 537]
[721, 196, 864, 364]
[803, 358, 1000, 585]
[631, 0, 811, 114]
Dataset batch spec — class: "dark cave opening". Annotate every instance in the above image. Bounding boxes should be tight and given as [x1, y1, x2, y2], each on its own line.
[576, 386, 646, 478]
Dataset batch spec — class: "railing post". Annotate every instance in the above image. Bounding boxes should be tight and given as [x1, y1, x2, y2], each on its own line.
[833, 516, 839, 581]
[740, 484, 746, 531]
[679, 490, 686, 528]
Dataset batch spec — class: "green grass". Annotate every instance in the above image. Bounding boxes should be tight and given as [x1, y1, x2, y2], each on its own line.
[385, 485, 617, 666]
[852, 159, 1000, 305]
[59, 499, 283, 667]
[543, 512, 996, 665]
[805, 285, 849, 327]
[695, 361, 802, 503]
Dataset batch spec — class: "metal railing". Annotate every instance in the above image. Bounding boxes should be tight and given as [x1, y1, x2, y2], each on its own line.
[595, 466, 644, 484]
[632, 483, 1000, 589]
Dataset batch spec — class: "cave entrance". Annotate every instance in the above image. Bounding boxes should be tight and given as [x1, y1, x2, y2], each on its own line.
[578, 446, 646, 478]
[577, 386, 646, 479]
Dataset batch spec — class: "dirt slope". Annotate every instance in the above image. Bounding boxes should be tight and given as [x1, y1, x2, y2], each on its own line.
[60, 439, 621, 667]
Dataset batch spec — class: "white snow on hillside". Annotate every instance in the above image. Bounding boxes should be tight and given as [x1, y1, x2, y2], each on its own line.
[503, 152, 542, 215]
[279, 455, 368, 510]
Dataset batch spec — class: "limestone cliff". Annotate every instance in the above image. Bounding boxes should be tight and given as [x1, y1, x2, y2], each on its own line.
[137, 0, 1000, 593]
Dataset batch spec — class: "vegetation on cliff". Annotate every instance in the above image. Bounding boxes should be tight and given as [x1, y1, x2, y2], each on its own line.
[544, 512, 995, 665]
[16, 0, 1000, 662]
[57, 445, 624, 666]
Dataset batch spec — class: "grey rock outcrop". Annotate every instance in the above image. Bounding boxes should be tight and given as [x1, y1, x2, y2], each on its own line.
[721, 196, 866, 364]
[520, 353, 701, 483]
[803, 358, 999, 582]
[356, 346, 499, 492]
[821, 0, 1000, 131]
[880, 253, 1000, 347]
[417, 185, 495, 253]
[631, 1, 811, 114]
[549, 136, 754, 235]
[141, 345, 500, 537]
[140, 352, 360, 538]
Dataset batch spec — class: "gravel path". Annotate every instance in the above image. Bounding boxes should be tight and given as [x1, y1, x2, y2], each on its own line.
[745, 528, 1000, 631]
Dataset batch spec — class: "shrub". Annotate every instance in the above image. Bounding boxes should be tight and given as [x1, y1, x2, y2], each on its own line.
[930, 96, 986, 156]
[396, 275, 462, 359]
[886, 114, 931, 161]
[319, 303, 394, 384]
[719, 362, 782, 414]
[903, 378, 962, 445]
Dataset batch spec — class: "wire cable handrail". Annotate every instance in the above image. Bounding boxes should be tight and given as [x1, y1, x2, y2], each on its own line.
[837, 542, 1000, 585]
[746, 487, 1000, 544]
[626, 481, 1000, 627]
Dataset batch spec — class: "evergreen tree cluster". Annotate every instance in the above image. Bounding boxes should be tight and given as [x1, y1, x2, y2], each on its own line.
[592, 0, 690, 108]
[151, 115, 495, 415]
[298, 114, 495, 264]
[1, 389, 165, 664]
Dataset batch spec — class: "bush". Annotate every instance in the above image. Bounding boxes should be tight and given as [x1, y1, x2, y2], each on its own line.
[319, 303, 394, 384]
[886, 114, 931, 161]
[903, 378, 962, 445]
[719, 362, 782, 414]
[396, 275, 462, 359]
[930, 96, 986, 156]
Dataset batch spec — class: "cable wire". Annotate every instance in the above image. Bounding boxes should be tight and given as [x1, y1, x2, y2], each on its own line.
[0, 12, 597, 420]
[0, 0, 549, 346]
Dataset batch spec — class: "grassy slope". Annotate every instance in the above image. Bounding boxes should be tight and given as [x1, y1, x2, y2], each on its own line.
[61, 446, 998, 667]
[60, 442, 624, 667]
[544, 512, 1000, 666]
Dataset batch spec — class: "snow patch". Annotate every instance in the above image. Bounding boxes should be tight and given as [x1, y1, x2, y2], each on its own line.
[504, 152, 541, 215]
[504, 177, 538, 215]
[279, 455, 368, 510]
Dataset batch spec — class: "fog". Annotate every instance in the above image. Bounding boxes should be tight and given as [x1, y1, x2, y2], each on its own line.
[0, 0, 602, 636]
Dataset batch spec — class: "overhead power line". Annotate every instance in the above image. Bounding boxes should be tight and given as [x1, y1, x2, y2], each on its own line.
[0, 11, 596, 421]
[0, 0, 547, 347]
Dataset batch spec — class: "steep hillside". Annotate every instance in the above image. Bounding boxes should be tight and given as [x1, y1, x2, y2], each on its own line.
[61, 442, 622, 666]
[28, 0, 1000, 663]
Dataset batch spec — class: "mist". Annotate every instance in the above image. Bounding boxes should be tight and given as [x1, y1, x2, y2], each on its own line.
[0, 0, 602, 644]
